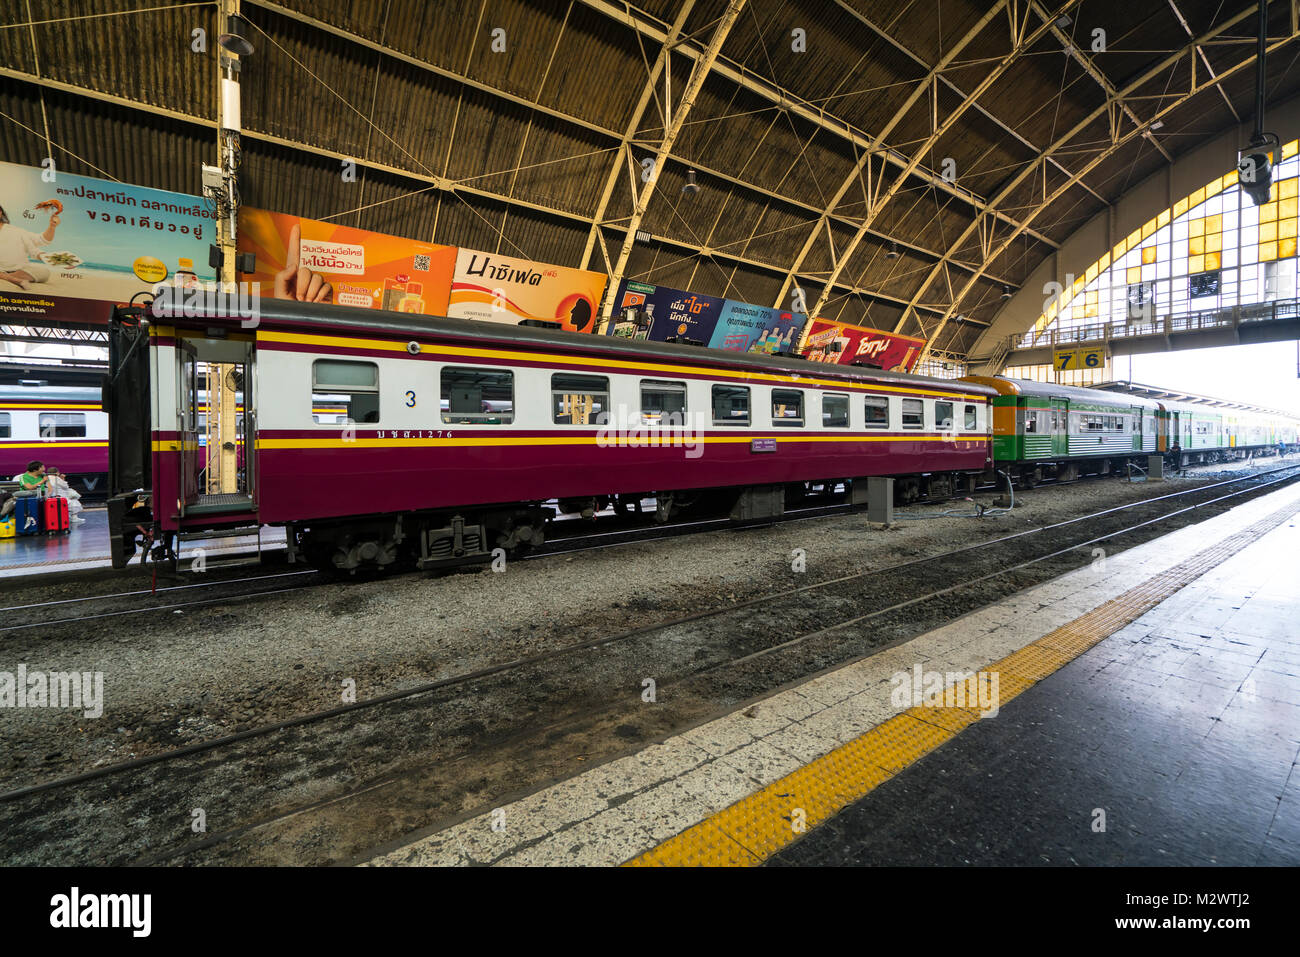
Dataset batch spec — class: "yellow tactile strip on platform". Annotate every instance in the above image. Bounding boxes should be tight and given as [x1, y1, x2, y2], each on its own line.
[628, 502, 1300, 867]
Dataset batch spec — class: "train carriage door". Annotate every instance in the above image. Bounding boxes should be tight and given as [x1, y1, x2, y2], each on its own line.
[1051, 398, 1068, 457]
[176, 340, 201, 515]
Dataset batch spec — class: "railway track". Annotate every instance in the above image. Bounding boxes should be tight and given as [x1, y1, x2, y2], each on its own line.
[2, 461, 1291, 635]
[2, 461, 1298, 865]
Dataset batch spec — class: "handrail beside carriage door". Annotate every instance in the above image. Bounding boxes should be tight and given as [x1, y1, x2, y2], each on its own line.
[242, 345, 257, 501]
[176, 341, 201, 516]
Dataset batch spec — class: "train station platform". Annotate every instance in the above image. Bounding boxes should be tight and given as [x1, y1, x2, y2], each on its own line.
[0, 508, 284, 578]
[368, 479, 1300, 867]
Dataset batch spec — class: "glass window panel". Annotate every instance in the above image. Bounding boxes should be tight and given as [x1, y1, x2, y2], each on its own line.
[640, 380, 687, 422]
[864, 396, 889, 428]
[313, 359, 377, 390]
[712, 385, 750, 426]
[441, 367, 514, 424]
[901, 399, 923, 430]
[771, 389, 804, 427]
[822, 393, 849, 428]
[551, 373, 609, 425]
[312, 360, 379, 424]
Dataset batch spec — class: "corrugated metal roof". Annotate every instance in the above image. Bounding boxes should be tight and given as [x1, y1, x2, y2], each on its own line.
[2, 0, 1297, 361]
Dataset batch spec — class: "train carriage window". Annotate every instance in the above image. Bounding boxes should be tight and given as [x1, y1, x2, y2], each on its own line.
[0, 412, 9, 438]
[964, 405, 978, 430]
[441, 367, 515, 424]
[771, 389, 804, 427]
[37, 412, 86, 438]
[641, 380, 687, 424]
[313, 359, 379, 424]
[934, 401, 954, 431]
[552, 373, 608, 425]
[901, 398, 923, 430]
[822, 393, 849, 428]
[864, 396, 889, 429]
[712, 385, 750, 426]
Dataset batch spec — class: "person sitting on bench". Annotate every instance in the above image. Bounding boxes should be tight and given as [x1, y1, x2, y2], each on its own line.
[18, 460, 49, 494]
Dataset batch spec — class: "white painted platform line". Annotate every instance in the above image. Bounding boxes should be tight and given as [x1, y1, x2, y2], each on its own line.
[365, 482, 1300, 867]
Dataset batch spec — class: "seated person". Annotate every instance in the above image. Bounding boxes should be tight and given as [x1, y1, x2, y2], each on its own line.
[18, 460, 49, 493]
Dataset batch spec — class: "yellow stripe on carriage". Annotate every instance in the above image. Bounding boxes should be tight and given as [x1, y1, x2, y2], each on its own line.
[0, 404, 101, 410]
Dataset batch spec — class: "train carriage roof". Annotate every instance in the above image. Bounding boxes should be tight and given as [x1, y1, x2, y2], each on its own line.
[138, 299, 997, 398]
[960, 376, 1162, 411]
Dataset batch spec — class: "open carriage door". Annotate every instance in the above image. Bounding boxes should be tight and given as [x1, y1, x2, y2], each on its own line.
[176, 340, 201, 516]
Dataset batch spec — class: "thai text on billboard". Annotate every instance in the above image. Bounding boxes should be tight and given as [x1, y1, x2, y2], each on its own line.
[0, 161, 214, 325]
[237, 209, 456, 314]
[799, 318, 926, 371]
[610, 278, 806, 351]
[449, 248, 607, 334]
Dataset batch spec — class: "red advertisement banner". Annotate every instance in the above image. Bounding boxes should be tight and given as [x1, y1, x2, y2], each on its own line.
[238, 209, 456, 315]
[798, 318, 926, 372]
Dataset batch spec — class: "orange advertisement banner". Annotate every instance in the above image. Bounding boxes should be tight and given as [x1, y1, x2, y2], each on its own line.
[448, 248, 607, 334]
[798, 318, 926, 371]
[238, 209, 455, 315]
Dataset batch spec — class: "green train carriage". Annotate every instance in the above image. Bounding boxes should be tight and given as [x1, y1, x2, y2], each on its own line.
[961, 377, 1160, 487]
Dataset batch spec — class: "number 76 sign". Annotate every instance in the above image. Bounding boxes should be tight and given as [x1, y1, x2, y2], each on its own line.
[1053, 347, 1106, 370]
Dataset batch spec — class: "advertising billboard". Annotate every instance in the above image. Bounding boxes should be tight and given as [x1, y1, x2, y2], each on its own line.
[609, 279, 808, 352]
[709, 299, 805, 353]
[0, 161, 214, 324]
[237, 209, 456, 315]
[798, 318, 926, 371]
[449, 248, 608, 334]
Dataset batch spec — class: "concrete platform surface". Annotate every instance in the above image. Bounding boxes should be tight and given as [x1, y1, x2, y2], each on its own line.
[364, 480, 1300, 867]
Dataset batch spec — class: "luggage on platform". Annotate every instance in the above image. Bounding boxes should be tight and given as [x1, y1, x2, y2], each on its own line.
[44, 496, 70, 535]
[14, 496, 42, 535]
[0, 515, 14, 538]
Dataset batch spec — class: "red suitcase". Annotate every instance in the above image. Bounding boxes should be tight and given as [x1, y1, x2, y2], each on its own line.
[44, 496, 70, 535]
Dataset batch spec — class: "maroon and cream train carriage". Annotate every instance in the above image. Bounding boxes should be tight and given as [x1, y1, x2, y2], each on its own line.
[103, 299, 995, 571]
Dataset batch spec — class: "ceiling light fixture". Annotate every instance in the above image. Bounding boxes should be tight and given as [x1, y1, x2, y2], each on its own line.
[681, 169, 699, 195]
[218, 14, 255, 57]
[885, 241, 899, 259]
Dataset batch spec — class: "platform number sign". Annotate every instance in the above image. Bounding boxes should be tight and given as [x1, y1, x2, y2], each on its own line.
[1054, 347, 1105, 371]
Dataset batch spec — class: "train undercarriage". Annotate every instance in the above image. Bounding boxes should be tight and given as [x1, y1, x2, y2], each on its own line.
[1006, 443, 1295, 488]
[107, 467, 990, 575]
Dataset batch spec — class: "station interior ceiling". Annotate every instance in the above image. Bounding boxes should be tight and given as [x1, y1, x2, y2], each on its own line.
[3, 0, 1300, 362]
